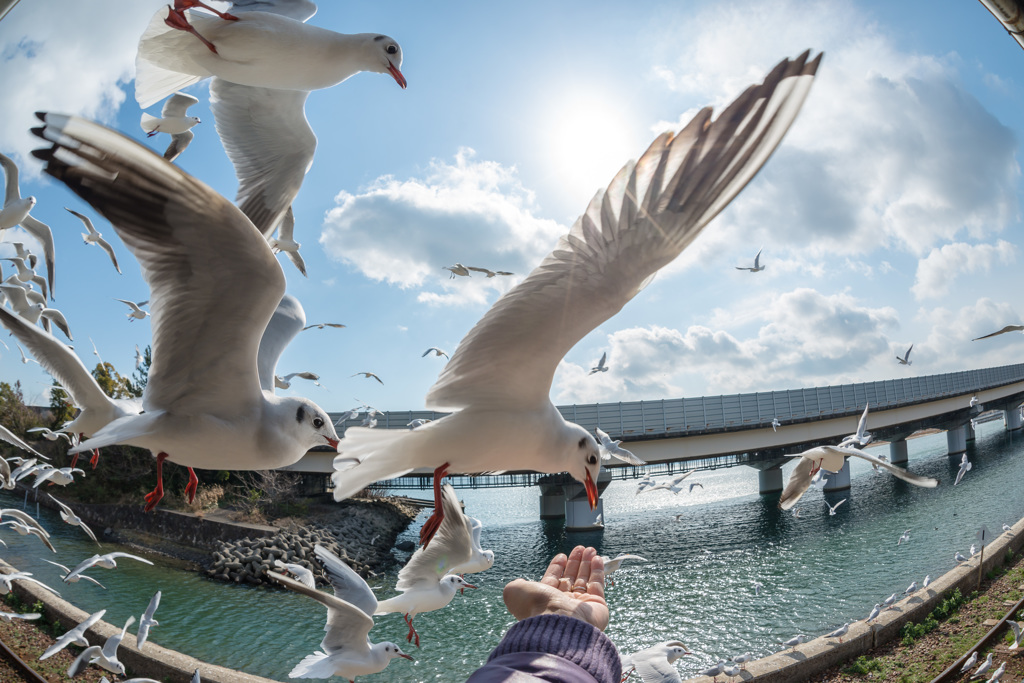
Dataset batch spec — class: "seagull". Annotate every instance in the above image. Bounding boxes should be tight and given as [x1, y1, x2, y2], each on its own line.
[595, 428, 645, 466]
[971, 653, 993, 681]
[0, 570, 60, 595]
[68, 615, 135, 677]
[689, 482, 704, 493]
[42, 560, 106, 589]
[826, 498, 846, 516]
[274, 559, 316, 588]
[66, 208, 121, 274]
[698, 660, 728, 682]
[985, 662, 1005, 682]
[970, 395, 979, 408]
[27, 427, 72, 443]
[135, 345, 145, 370]
[374, 484, 478, 646]
[1, 255, 49, 299]
[954, 453, 972, 486]
[897, 529, 911, 546]
[266, 206, 307, 276]
[635, 474, 655, 495]
[275, 371, 320, 390]
[422, 347, 449, 360]
[32, 466, 85, 488]
[731, 652, 751, 670]
[136, 591, 162, 650]
[351, 372, 384, 385]
[955, 551, 969, 564]
[140, 92, 201, 162]
[752, 581, 763, 597]
[922, 575, 931, 588]
[302, 322, 346, 331]
[970, 544, 978, 557]
[600, 553, 647, 587]
[972, 325, 1024, 341]
[619, 641, 690, 683]
[589, 352, 609, 374]
[407, 419, 432, 430]
[896, 344, 913, 365]
[270, 545, 413, 680]
[330, 52, 822, 548]
[0, 286, 72, 340]
[0, 612, 41, 622]
[735, 247, 765, 272]
[771, 417, 780, 431]
[39, 610, 106, 660]
[0, 307, 143, 470]
[115, 298, 150, 322]
[779, 445, 937, 511]
[866, 604, 881, 622]
[0, 151, 55, 298]
[838, 404, 872, 448]
[32, 113, 340, 512]
[1007, 619, 1022, 649]
[1003, 523, 1013, 534]
[960, 651, 978, 674]
[137, 1, 406, 244]
[903, 581, 918, 596]
[466, 266, 513, 278]
[781, 635, 806, 650]
[448, 515, 494, 580]
[0, 425, 47, 461]
[825, 623, 849, 643]
[65, 552, 154, 582]
[1, 520, 56, 553]
[882, 593, 897, 610]
[645, 472, 694, 495]
[443, 263, 471, 278]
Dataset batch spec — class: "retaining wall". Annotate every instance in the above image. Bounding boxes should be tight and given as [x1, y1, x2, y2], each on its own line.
[683, 516, 1024, 682]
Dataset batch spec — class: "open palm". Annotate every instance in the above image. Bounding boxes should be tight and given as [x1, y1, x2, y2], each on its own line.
[503, 546, 609, 631]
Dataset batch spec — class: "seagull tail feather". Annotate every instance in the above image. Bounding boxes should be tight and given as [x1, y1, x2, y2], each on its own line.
[135, 9, 210, 109]
[289, 651, 333, 679]
[331, 427, 416, 501]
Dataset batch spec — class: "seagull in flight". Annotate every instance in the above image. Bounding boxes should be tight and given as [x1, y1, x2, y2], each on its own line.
[330, 52, 823, 550]
[422, 347, 449, 360]
[595, 428, 645, 466]
[275, 371, 320, 390]
[66, 208, 121, 274]
[896, 343, 913, 365]
[838, 404, 872, 448]
[954, 453, 971, 486]
[826, 498, 846, 516]
[589, 351, 609, 375]
[897, 529, 911, 546]
[0, 151, 56, 298]
[466, 266, 513, 278]
[303, 322, 346, 331]
[972, 324, 1024, 341]
[443, 263, 470, 278]
[140, 91, 201, 162]
[619, 641, 690, 683]
[735, 247, 765, 272]
[115, 298, 150, 321]
[352, 371, 384, 385]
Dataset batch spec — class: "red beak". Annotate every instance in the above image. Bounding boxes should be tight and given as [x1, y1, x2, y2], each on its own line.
[325, 437, 339, 449]
[399, 653, 414, 661]
[388, 61, 407, 89]
[462, 582, 478, 590]
[584, 470, 598, 509]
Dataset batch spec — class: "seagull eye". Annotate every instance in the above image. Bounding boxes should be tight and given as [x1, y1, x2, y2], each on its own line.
[387, 44, 398, 55]
[587, 455, 598, 465]
[313, 417, 324, 429]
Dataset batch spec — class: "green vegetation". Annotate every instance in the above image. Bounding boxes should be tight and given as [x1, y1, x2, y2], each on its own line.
[0, 381, 44, 441]
[844, 655, 883, 675]
[900, 588, 970, 646]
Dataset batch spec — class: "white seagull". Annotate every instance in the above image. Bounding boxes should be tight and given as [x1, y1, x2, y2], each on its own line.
[0, 425, 47, 461]
[32, 113, 340, 512]
[443, 263, 470, 278]
[66, 208, 121, 274]
[422, 347, 449, 360]
[374, 484, 478, 646]
[136, 590, 162, 650]
[331, 53, 822, 548]
[972, 324, 1024, 341]
[266, 206, 307, 276]
[779, 446, 937, 511]
[600, 553, 647, 586]
[65, 552, 154, 581]
[781, 634, 806, 650]
[1, 519, 57, 553]
[595, 428, 645, 466]
[140, 91, 201, 162]
[971, 653, 993, 681]
[897, 529, 911, 546]
[0, 570, 60, 595]
[26, 427, 72, 443]
[68, 615, 135, 677]
[954, 453, 972, 486]
[274, 559, 316, 588]
[620, 641, 690, 683]
[735, 247, 765, 272]
[826, 498, 846, 516]
[136, 0, 405, 242]
[0, 612, 41, 622]
[896, 344, 913, 365]
[270, 545, 413, 680]
[1007, 619, 1022, 649]
[115, 298, 150, 321]
[40, 610, 106, 660]
[0, 151, 56, 298]
[302, 322, 346, 331]
[42, 559, 106, 589]
[826, 623, 849, 642]
[955, 551, 969, 564]
[275, 371, 320, 390]
[838, 403, 872, 448]
[771, 417, 781, 431]
[1, 284, 70, 339]
[959, 651, 978, 674]
[882, 593, 897, 610]
[32, 466, 85, 488]
[866, 604, 881, 622]
[589, 351, 609, 374]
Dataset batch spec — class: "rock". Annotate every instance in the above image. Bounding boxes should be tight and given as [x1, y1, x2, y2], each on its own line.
[396, 540, 415, 552]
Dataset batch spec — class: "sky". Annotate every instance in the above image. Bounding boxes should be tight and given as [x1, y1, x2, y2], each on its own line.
[0, 0, 1022, 414]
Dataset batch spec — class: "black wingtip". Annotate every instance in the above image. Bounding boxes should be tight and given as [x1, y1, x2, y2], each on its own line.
[29, 126, 45, 141]
[30, 146, 53, 162]
[34, 111, 46, 122]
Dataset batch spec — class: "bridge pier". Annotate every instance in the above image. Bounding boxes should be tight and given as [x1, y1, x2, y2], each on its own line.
[822, 460, 851, 491]
[539, 488, 565, 519]
[889, 439, 908, 464]
[1005, 406, 1023, 431]
[946, 424, 967, 455]
[538, 470, 610, 529]
[965, 420, 976, 442]
[756, 463, 786, 494]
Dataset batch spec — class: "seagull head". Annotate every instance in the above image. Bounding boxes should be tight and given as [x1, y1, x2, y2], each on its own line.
[380, 642, 414, 661]
[367, 34, 406, 89]
[565, 424, 602, 509]
[663, 641, 691, 663]
[445, 574, 477, 591]
[277, 397, 341, 450]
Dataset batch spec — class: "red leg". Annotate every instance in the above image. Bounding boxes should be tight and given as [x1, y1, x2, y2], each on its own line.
[144, 452, 169, 512]
[174, 0, 238, 20]
[69, 452, 79, 469]
[164, 8, 219, 54]
[418, 463, 450, 548]
[89, 449, 100, 469]
[185, 467, 198, 503]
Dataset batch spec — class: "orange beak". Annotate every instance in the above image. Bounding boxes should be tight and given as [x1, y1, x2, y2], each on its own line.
[325, 437, 339, 449]
[399, 653, 414, 661]
[584, 470, 598, 509]
[388, 61, 407, 89]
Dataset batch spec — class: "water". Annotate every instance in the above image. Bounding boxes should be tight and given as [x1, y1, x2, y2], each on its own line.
[3, 419, 1024, 681]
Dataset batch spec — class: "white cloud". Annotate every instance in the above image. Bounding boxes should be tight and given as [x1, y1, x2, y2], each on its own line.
[911, 240, 1017, 300]
[917, 298, 1022, 371]
[319, 148, 565, 305]
[0, 1, 164, 165]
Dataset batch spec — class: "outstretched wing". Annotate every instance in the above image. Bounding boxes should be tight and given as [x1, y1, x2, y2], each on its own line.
[425, 52, 821, 410]
[229, 0, 317, 21]
[256, 295, 307, 393]
[395, 484, 473, 591]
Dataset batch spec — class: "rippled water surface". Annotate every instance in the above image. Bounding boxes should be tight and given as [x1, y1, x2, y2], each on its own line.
[3, 420, 1024, 681]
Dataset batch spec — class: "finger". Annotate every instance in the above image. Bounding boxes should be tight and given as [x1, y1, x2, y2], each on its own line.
[588, 553, 606, 600]
[563, 546, 585, 585]
[541, 552, 568, 587]
[573, 547, 595, 590]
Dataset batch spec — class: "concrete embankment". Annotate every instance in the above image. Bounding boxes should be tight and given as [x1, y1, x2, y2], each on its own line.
[684, 516, 1024, 682]
[1, 557, 277, 683]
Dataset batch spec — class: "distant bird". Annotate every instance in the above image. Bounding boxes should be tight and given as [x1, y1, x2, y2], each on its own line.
[136, 590, 162, 650]
[135, 345, 144, 370]
[302, 322, 346, 331]
[27, 427, 72, 443]
[903, 581, 918, 596]
[266, 207, 306, 277]
[466, 266, 513, 278]
[0, 283, 71, 339]
[781, 635, 806, 650]
[66, 208, 121, 274]
[866, 604, 881, 622]
[0, 151, 56, 298]
[972, 324, 1024, 341]
[270, 545, 413, 679]
[443, 263, 470, 278]
[1007, 619, 1022, 649]
[32, 466, 85, 488]
[698, 660, 728, 681]
[1, 520, 57, 553]
[115, 298, 150, 321]
[40, 610, 106, 660]
[635, 474, 655, 495]
[882, 593, 897, 610]
[970, 395, 979, 408]
[66, 552, 154, 581]
[407, 419, 432, 430]
[274, 560, 316, 589]
[140, 92, 201, 162]
[90, 337, 103, 364]
[67, 615, 135, 677]
[0, 570, 59, 595]
[826, 498, 846, 516]
[689, 482, 703, 493]
[18, 344, 37, 364]
[589, 352, 609, 374]
[646, 473, 694, 495]
[771, 417, 781, 432]
[954, 551, 968, 564]
[752, 581, 763, 597]
[2, 255, 49, 298]
[959, 651, 978, 674]
[896, 344, 913, 365]
[985, 661, 1005, 682]
[352, 372, 383, 385]
[825, 623, 849, 643]
[42, 560, 106, 589]
[49, 495, 99, 544]
[1003, 523, 1013, 534]
[595, 428, 645, 466]
[897, 529, 911, 546]
[922, 575, 931, 588]
[838, 404, 872, 448]
[732, 652, 751, 670]
[0, 612, 41, 622]
[735, 247, 765, 272]
[954, 453, 972, 486]
[275, 371, 320, 390]
[620, 641, 690, 683]
[599, 553, 647, 587]
[422, 347, 449, 360]
[971, 653, 993, 681]
[970, 544, 977, 557]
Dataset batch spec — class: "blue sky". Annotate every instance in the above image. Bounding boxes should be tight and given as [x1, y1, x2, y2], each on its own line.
[1, 0, 1021, 412]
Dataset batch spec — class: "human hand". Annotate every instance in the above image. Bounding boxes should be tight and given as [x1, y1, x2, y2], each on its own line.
[502, 545, 609, 631]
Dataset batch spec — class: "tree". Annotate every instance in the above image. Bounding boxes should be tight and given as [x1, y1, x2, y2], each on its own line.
[0, 381, 44, 438]
[132, 345, 152, 393]
[48, 381, 76, 429]
[92, 362, 142, 399]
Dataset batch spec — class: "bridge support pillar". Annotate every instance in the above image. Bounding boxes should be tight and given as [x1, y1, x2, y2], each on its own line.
[965, 420, 976, 442]
[823, 460, 851, 491]
[539, 489, 565, 519]
[889, 439, 908, 464]
[1005, 406, 1023, 431]
[947, 425, 967, 455]
[758, 466, 784, 494]
[563, 481, 604, 530]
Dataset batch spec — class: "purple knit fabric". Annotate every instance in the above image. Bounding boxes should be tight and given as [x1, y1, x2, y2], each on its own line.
[478, 614, 621, 683]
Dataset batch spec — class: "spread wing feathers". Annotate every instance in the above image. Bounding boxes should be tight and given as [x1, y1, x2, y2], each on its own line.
[257, 294, 307, 392]
[162, 92, 199, 118]
[632, 645, 683, 683]
[0, 423, 47, 460]
[779, 456, 814, 511]
[313, 544, 378, 618]
[31, 113, 285, 417]
[973, 325, 1024, 341]
[425, 52, 820, 411]
[269, 570, 373, 656]
[395, 484, 473, 591]
[135, 10, 211, 109]
[230, 0, 318, 21]
[210, 79, 315, 238]
[828, 446, 939, 488]
[0, 508, 50, 538]
[331, 427, 415, 501]
[164, 130, 194, 163]
[21, 215, 56, 299]
[0, 307, 114, 418]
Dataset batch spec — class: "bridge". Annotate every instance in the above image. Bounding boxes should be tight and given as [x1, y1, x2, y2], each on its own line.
[288, 363, 1024, 526]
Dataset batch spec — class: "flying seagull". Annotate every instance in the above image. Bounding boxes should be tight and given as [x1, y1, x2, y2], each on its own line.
[66, 208, 121, 274]
[140, 91, 201, 162]
[896, 344, 913, 365]
[972, 324, 1024, 341]
[735, 247, 765, 272]
[422, 347, 449, 360]
[0, 151, 56, 298]
[589, 351, 609, 375]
